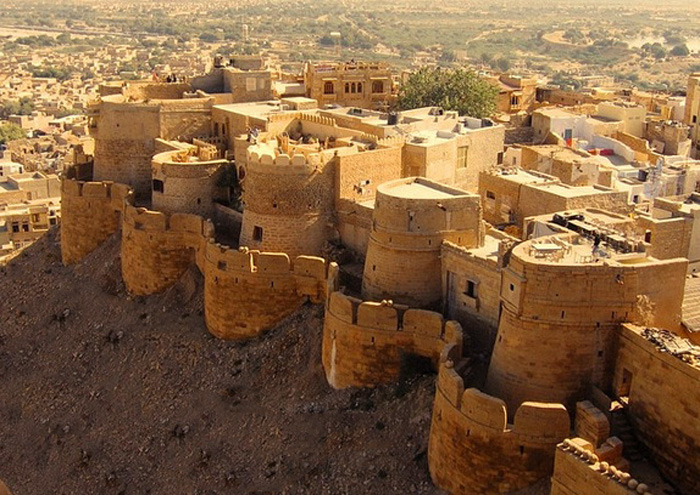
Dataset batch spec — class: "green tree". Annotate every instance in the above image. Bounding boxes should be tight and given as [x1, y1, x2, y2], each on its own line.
[670, 44, 690, 57]
[0, 123, 25, 145]
[395, 67, 498, 119]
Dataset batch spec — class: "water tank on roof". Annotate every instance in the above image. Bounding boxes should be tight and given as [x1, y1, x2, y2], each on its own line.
[387, 112, 399, 125]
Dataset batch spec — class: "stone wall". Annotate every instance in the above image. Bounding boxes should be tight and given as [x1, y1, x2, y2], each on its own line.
[485, 238, 688, 412]
[121, 206, 214, 295]
[151, 150, 228, 218]
[60, 179, 133, 265]
[550, 441, 651, 495]
[441, 239, 511, 352]
[611, 324, 700, 494]
[202, 242, 328, 340]
[362, 179, 484, 308]
[322, 290, 463, 388]
[428, 358, 570, 494]
[239, 150, 335, 258]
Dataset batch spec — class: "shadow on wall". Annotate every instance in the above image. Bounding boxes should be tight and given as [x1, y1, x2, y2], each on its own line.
[60, 178, 330, 341]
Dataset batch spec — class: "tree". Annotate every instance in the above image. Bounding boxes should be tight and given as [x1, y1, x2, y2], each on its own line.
[496, 58, 511, 72]
[395, 67, 498, 119]
[0, 123, 25, 145]
[670, 44, 690, 57]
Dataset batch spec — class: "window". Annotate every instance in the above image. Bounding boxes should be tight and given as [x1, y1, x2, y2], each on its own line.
[245, 77, 257, 92]
[50, 218, 57, 226]
[11, 223, 19, 233]
[465, 280, 478, 298]
[31, 214, 40, 223]
[486, 190, 496, 200]
[644, 231, 652, 243]
[323, 81, 334, 95]
[351, 82, 356, 93]
[457, 146, 468, 168]
[694, 115, 698, 124]
[357, 82, 363, 93]
[372, 80, 384, 94]
[253, 226, 263, 242]
[21, 223, 29, 232]
[345, 82, 350, 93]
[214, 123, 219, 136]
[152, 179, 164, 193]
[511, 95, 520, 107]
[497, 151, 504, 165]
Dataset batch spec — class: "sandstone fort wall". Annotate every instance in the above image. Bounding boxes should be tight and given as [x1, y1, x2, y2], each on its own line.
[428, 358, 570, 494]
[202, 242, 328, 340]
[362, 180, 484, 308]
[60, 179, 133, 265]
[239, 150, 335, 257]
[121, 206, 214, 295]
[611, 325, 700, 493]
[322, 290, 463, 388]
[486, 241, 687, 412]
[550, 441, 651, 495]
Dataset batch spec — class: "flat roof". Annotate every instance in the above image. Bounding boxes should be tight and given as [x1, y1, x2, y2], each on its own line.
[380, 177, 470, 199]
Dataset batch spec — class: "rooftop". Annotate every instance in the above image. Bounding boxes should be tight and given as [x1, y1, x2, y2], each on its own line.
[379, 177, 472, 200]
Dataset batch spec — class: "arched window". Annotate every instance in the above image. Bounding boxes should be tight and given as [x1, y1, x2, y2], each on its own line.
[351, 82, 356, 93]
[324, 81, 334, 95]
[357, 82, 363, 93]
[372, 80, 384, 94]
[345, 82, 350, 93]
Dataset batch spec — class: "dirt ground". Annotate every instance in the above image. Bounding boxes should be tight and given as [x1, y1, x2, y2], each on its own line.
[0, 228, 445, 495]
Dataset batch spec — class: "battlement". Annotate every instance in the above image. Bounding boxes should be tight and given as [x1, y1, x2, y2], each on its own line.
[429, 357, 570, 494]
[61, 179, 133, 212]
[551, 440, 653, 495]
[327, 291, 460, 340]
[246, 147, 318, 174]
[61, 178, 135, 265]
[322, 289, 463, 388]
[436, 360, 569, 439]
[123, 205, 214, 238]
[203, 241, 328, 293]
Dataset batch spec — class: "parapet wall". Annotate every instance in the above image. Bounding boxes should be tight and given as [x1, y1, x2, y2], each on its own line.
[612, 325, 700, 493]
[203, 242, 328, 340]
[60, 179, 133, 265]
[121, 205, 214, 295]
[428, 358, 570, 494]
[322, 290, 463, 388]
[485, 240, 688, 412]
[550, 440, 652, 495]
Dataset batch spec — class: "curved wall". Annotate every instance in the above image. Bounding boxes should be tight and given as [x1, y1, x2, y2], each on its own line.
[322, 291, 463, 388]
[362, 178, 484, 308]
[60, 179, 132, 265]
[428, 358, 570, 495]
[151, 150, 227, 217]
[121, 206, 214, 295]
[485, 237, 688, 412]
[202, 242, 328, 340]
[238, 150, 334, 258]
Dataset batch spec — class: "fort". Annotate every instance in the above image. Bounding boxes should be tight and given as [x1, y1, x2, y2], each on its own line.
[52, 74, 700, 495]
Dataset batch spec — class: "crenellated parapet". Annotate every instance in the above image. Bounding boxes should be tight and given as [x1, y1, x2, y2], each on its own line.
[121, 205, 214, 295]
[202, 242, 329, 340]
[60, 179, 134, 265]
[322, 284, 464, 388]
[428, 357, 570, 494]
[551, 439, 654, 495]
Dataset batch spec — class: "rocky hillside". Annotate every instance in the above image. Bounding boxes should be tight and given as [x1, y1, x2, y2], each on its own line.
[0, 228, 443, 494]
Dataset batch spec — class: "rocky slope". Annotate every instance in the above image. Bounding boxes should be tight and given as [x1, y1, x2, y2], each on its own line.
[0, 228, 443, 495]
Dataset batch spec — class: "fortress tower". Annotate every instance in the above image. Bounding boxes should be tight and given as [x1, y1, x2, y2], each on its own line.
[151, 143, 228, 218]
[89, 89, 213, 198]
[239, 139, 335, 258]
[361, 177, 484, 308]
[484, 233, 687, 413]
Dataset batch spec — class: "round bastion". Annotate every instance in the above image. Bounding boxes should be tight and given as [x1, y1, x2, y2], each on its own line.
[151, 148, 228, 218]
[238, 143, 335, 258]
[362, 177, 484, 308]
